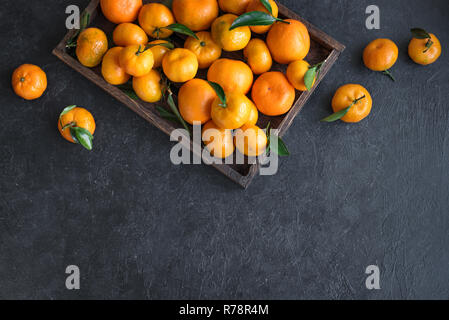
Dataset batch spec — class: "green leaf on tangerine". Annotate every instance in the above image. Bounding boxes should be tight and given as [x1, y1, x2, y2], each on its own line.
[70, 127, 93, 151]
[80, 12, 90, 31]
[321, 95, 366, 123]
[207, 81, 226, 106]
[304, 67, 317, 91]
[60, 105, 77, 119]
[260, 0, 273, 14]
[145, 41, 175, 50]
[411, 28, 431, 39]
[165, 23, 199, 40]
[229, 11, 277, 30]
[269, 134, 290, 156]
[320, 106, 352, 122]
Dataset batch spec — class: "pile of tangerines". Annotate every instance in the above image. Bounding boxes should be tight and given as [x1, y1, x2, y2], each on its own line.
[11, 0, 442, 154]
[88, 0, 313, 157]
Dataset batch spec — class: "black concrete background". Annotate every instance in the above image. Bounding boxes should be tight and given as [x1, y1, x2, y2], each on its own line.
[1, 0, 448, 300]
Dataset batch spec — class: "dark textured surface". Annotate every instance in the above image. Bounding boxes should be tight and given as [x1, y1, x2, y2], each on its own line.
[1, 0, 448, 300]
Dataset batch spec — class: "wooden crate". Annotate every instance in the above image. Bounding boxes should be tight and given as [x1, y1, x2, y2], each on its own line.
[53, 0, 345, 188]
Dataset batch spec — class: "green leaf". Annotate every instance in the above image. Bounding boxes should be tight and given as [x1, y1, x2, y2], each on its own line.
[66, 40, 77, 49]
[117, 84, 139, 100]
[207, 81, 226, 106]
[321, 95, 366, 123]
[80, 12, 90, 31]
[264, 123, 289, 156]
[145, 41, 175, 50]
[156, 106, 180, 123]
[411, 28, 431, 39]
[121, 89, 139, 100]
[229, 11, 277, 30]
[70, 127, 93, 151]
[270, 134, 290, 156]
[59, 105, 77, 119]
[167, 92, 191, 136]
[164, 23, 199, 40]
[304, 67, 317, 91]
[260, 0, 273, 14]
[304, 61, 325, 91]
[320, 106, 352, 122]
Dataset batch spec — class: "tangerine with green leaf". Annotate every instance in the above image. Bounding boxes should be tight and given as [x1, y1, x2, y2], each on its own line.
[245, 0, 279, 34]
[119, 44, 154, 77]
[184, 31, 222, 69]
[325, 84, 372, 123]
[210, 91, 252, 130]
[363, 38, 398, 80]
[408, 28, 441, 65]
[58, 105, 96, 150]
[286, 59, 314, 91]
[138, 3, 175, 39]
[211, 14, 251, 52]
